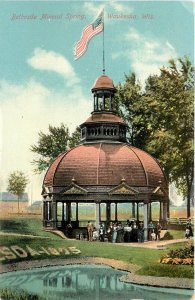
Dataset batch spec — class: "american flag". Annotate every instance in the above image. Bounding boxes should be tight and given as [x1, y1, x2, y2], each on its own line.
[74, 10, 104, 60]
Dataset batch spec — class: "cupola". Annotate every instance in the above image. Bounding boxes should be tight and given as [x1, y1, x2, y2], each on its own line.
[80, 75, 127, 143]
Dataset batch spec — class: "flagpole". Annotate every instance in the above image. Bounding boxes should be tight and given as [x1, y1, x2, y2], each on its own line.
[102, 9, 105, 75]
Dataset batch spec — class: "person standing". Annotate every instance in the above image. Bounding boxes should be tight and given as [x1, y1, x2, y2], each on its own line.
[87, 221, 94, 241]
[124, 221, 132, 243]
[185, 220, 193, 238]
[148, 221, 155, 241]
[66, 221, 73, 238]
[131, 221, 138, 242]
[116, 222, 124, 243]
[107, 222, 113, 242]
[112, 223, 118, 243]
[138, 222, 144, 243]
[99, 223, 105, 242]
[156, 221, 162, 241]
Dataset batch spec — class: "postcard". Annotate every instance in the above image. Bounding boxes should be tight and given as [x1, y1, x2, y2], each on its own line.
[0, 1, 194, 299]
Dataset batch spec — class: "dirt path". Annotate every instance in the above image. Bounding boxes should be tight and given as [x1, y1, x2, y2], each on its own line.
[114, 238, 190, 249]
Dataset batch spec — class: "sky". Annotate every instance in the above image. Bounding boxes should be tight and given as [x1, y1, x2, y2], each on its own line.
[0, 0, 194, 204]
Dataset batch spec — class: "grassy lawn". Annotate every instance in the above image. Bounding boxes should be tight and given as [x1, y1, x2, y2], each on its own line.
[0, 217, 193, 279]
[168, 230, 185, 239]
[0, 218, 62, 239]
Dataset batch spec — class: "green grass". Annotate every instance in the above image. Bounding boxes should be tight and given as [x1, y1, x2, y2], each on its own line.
[0, 218, 61, 239]
[0, 218, 193, 279]
[0, 235, 193, 279]
[168, 230, 185, 239]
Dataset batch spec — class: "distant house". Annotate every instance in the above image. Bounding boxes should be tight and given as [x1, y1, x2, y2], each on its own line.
[0, 192, 28, 202]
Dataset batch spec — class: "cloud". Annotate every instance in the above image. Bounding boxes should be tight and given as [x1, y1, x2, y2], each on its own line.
[0, 79, 91, 200]
[112, 28, 178, 86]
[83, 2, 104, 17]
[27, 48, 80, 86]
[109, 1, 133, 13]
[83, 1, 133, 20]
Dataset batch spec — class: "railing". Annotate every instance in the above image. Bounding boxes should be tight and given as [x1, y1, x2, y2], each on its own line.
[167, 217, 194, 225]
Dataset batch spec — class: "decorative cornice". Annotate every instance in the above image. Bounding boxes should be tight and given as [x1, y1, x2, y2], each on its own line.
[62, 183, 88, 195]
[109, 182, 139, 195]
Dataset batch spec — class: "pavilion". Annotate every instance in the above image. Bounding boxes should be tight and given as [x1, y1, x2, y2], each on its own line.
[42, 75, 168, 240]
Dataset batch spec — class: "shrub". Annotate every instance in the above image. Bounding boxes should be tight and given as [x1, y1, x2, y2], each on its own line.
[160, 240, 194, 265]
[161, 231, 173, 240]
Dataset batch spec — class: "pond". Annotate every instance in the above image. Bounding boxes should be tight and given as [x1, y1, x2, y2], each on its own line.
[0, 264, 193, 300]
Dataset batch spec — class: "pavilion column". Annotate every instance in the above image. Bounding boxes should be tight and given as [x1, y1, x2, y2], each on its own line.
[167, 197, 170, 219]
[94, 95, 96, 111]
[159, 201, 163, 221]
[106, 203, 111, 222]
[162, 201, 168, 229]
[148, 203, 152, 221]
[66, 202, 71, 222]
[76, 202, 78, 222]
[109, 96, 112, 111]
[97, 96, 99, 110]
[61, 202, 64, 221]
[48, 201, 52, 220]
[144, 202, 148, 241]
[52, 201, 57, 229]
[136, 203, 139, 222]
[132, 202, 136, 219]
[103, 95, 105, 110]
[95, 202, 100, 229]
[115, 203, 118, 221]
[43, 201, 47, 224]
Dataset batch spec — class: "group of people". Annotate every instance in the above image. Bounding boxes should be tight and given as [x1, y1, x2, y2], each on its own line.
[67, 219, 194, 241]
[185, 219, 193, 239]
[106, 220, 144, 243]
[86, 220, 163, 243]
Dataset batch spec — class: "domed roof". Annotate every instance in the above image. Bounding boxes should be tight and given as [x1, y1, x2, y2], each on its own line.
[44, 143, 167, 188]
[92, 75, 116, 92]
[83, 112, 125, 125]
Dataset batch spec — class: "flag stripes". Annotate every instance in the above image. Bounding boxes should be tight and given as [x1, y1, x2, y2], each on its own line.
[74, 10, 104, 60]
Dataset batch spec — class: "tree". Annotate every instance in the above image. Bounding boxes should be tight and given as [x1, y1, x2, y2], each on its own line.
[69, 126, 81, 149]
[31, 123, 80, 173]
[144, 57, 194, 217]
[7, 171, 29, 214]
[115, 57, 194, 217]
[114, 73, 149, 148]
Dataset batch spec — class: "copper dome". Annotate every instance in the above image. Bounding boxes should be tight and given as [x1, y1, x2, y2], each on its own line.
[44, 143, 167, 188]
[91, 75, 116, 92]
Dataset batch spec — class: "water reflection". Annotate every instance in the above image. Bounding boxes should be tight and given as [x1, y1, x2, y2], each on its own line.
[0, 264, 193, 300]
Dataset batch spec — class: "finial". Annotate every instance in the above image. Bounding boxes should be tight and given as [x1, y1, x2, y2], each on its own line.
[72, 177, 76, 183]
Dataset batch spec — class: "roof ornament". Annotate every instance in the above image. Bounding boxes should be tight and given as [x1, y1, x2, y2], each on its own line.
[72, 177, 76, 183]
[121, 177, 126, 183]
